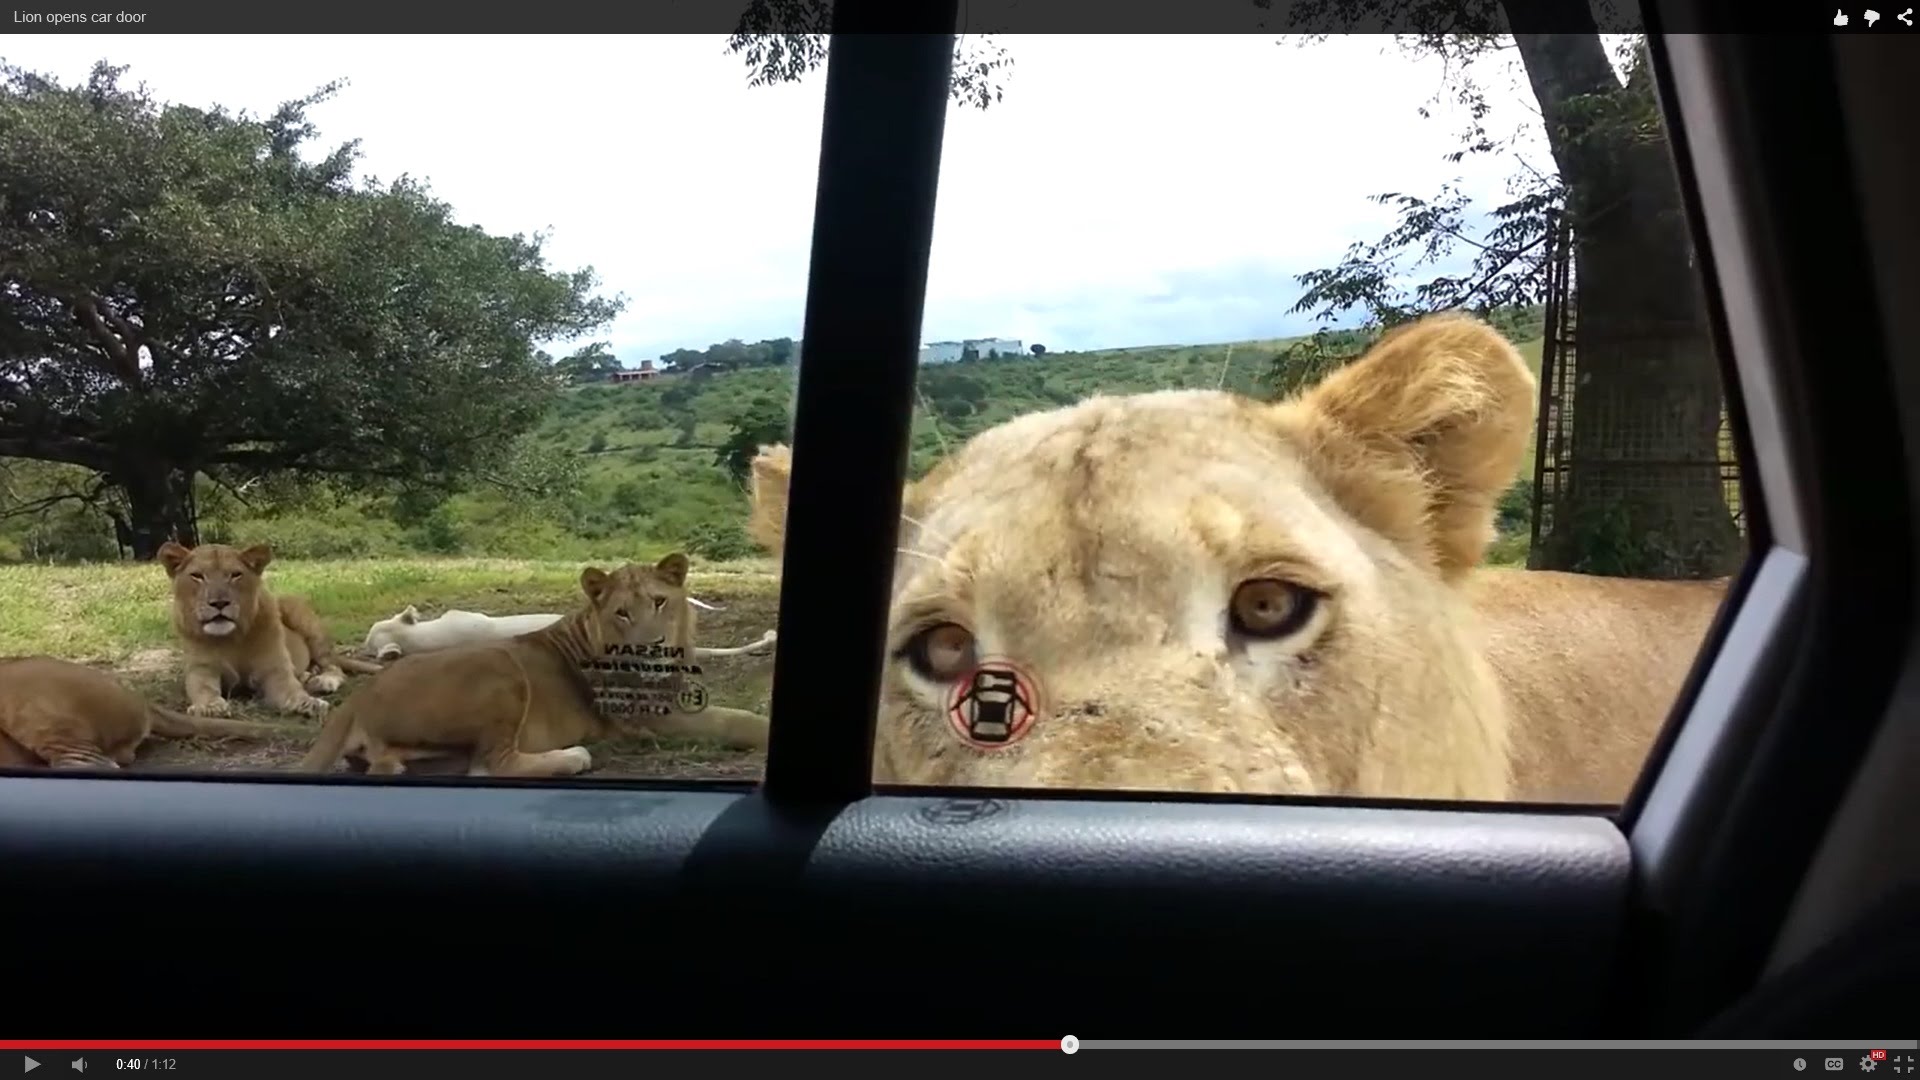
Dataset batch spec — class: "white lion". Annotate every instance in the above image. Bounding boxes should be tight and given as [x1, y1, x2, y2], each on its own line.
[359, 604, 776, 662]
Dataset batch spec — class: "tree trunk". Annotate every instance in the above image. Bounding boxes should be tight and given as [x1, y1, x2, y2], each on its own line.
[1512, 30, 1743, 579]
[114, 462, 198, 560]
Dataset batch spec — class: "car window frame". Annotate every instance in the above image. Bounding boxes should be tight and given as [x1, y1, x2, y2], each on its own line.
[0, 4, 1899, 901]
[2, 7, 1913, 1042]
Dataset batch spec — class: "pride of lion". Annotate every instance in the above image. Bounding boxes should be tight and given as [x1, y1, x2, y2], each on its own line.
[0, 313, 1730, 802]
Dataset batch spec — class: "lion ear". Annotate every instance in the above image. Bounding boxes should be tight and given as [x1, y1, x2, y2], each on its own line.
[580, 567, 611, 604]
[654, 552, 690, 589]
[1282, 313, 1536, 582]
[156, 541, 193, 577]
[747, 444, 792, 556]
[238, 543, 274, 574]
[399, 605, 419, 624]
[751, 442, 953, 566]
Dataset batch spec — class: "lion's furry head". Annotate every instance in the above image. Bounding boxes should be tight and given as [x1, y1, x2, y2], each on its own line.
[746, 313, 1536, 799]
[157, 542, 275, 642]
[361, 605, 422, 661]
[576, 553, 695, 653]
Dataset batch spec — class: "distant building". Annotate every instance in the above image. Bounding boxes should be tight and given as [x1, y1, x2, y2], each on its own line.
[919, 341, 966, 364]
[971, 338, 1025, 359]
[606, 359, 660, 384]
[918, 337, 1026, 365]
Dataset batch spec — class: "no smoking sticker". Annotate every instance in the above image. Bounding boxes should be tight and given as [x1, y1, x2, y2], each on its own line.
[945, 657, 1043, 750]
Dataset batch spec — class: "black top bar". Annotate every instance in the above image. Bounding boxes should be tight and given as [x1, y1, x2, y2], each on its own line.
[761, 24, 959, 805]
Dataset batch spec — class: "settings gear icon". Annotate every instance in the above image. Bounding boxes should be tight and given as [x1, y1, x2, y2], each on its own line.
[1863, 1058, 1879, 1072]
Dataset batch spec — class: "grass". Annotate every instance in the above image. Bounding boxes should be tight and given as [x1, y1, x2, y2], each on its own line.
[0, 556, 783, 779]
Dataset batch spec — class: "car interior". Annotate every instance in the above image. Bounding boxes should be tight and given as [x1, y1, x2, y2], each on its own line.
[3, 2, 1918, 1044]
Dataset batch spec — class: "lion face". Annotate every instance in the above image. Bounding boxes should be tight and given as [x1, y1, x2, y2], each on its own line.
[578, 554, 692, 651]
[360, 606, 420, 660]
[157, 542, 274, 641]
[749, 314, 1535, 799]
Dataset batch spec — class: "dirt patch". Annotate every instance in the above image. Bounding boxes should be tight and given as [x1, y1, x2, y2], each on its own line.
[118, 647, 175, 675]
[131, 727, 767, 781]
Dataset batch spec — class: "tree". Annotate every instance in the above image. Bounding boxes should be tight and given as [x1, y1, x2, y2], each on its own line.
[0, 61, 623, 558]
[920, 368, 988, 426]
[707, 338, 751, 370]
[1260, 18, 1736, 578]
[554, 341, 622, 385]
[660, 382, 697, 411]
[727, 21, 1738, 579]
[715, 396, 792, 485]
[725, 6, 1014, 111]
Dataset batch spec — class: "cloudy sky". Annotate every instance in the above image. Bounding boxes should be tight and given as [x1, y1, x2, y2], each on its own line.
[2, 34, 1585, 363]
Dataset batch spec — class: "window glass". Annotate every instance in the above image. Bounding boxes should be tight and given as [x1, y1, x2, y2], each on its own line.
[743, 34, 1746, 803]
[0, 36, 809, 782]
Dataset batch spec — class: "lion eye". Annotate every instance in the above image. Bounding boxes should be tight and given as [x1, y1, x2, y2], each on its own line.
[614, 609, 630, 621]
[188, 572, 204, 582]
[901, 622, 978, 682]
[653, 597, 667, 612]
[1229, 579, 1320, 640]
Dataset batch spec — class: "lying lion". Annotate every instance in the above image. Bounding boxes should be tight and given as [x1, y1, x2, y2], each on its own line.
[359, 605, 777, 662]
[0, 655, 287, 769]
[157, 541, 382, 720]
[359, 608, 568, 661]
[747, 312, 1729, 804]
[299, 554, 771, 777]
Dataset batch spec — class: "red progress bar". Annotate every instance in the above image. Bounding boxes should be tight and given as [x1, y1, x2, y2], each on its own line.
[0, 1040, 1057, 1051]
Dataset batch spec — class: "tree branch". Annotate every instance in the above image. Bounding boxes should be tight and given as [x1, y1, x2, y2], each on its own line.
[0, 434, 115, 469]
[0, 476, 110, 522]
[68, 296, 144, 385]
[201, 470, 260, 510]
[204, 448, 422, 485]
[1426, 229, 1552, 309]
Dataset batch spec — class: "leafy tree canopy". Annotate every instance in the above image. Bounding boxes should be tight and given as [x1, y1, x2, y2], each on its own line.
[0, 60, 624, 554]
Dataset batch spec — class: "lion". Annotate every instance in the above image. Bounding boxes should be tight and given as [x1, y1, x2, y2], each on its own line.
[357, 604, 777, 663]
[297, 553, 772, 777]
[746, 312, 1731, 804]
[157, 541, 383, 720]
[0, 655, 290, 769]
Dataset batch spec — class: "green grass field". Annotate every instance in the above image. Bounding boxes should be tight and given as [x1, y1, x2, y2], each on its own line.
[0, 556, 782, 778]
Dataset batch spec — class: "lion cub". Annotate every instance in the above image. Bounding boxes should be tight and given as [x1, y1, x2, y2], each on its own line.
[0, 655, 284, 769]
[297, 553, 771, 778]
[157, 541, 380, 720]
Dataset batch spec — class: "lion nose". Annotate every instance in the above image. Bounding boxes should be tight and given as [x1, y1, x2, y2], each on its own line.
[208, 599, 231, 610]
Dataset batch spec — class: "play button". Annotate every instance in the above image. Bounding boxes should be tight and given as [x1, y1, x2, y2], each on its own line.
[23, 1058, 39, 1074]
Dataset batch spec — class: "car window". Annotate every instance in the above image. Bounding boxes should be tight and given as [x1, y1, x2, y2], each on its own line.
[1, 32, 1747, 810]
[738, 33, 1746, 806]
[0, 36, 804, 782]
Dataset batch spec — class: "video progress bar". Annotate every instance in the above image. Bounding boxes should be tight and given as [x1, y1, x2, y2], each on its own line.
[11, 1047, 1920, 1080]
[1078, 1040, 1919, 1049]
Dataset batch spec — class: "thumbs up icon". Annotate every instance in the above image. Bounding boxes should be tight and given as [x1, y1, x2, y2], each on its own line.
[1835, 8, 1850, 22]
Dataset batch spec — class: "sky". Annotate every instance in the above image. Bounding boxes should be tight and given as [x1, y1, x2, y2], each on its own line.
[0, 34, 1587, 364]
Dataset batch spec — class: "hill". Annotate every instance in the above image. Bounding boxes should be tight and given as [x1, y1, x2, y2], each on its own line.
[1, 321, 1547, 567]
